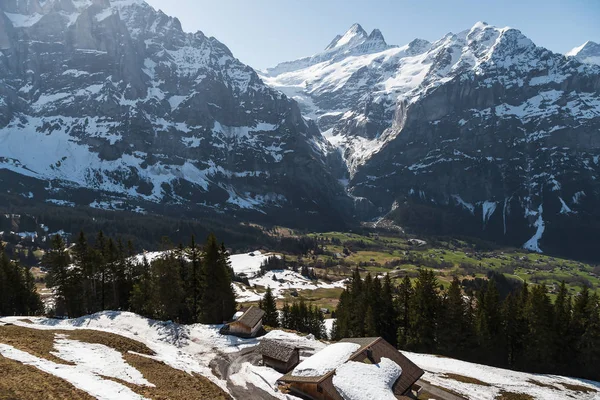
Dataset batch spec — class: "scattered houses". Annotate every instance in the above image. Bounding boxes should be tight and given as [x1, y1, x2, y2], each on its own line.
[257, 339, 301, 373]
[278, 337, 424, 400]
[220, 306, 265, 338]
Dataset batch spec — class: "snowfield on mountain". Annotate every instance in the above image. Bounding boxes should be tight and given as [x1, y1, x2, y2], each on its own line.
[264, 21, 600, 259]
[0, 312, 598, 400]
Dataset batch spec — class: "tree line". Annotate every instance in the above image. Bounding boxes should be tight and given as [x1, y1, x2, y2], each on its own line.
[0, 243, 43, 316]
[332, 268, 600, 381]
[42, 232, 236, 324]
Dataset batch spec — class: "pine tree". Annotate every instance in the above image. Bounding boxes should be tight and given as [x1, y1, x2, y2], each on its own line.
[380, 274, 398, 346]
[365, 306, 377, 336]
[334, 289, 351, 340]
[523, 284, 555, 372]
[262, 287, 279, 327]
[578, 294, 600, 380]
[406, 269, 438, 353]
[94, 231, 108, 311]
[0, 243, 43, 316]
[153, 251, 184, 321]
[396, 275, 413, 347]
[73, 231, 93, 314]
[502, 292, 523, 368]
[130, 255, 155, 318]
[552, 281, 573, 370]
[438, 277, 471, 357]
[281, 302, 291, 329]
[475, 279, 505, 365]
[349, 268, 365, 337]
[186, 235, 202, 321]
[44, 234, 79, 317]
[199, 235, 236, 324]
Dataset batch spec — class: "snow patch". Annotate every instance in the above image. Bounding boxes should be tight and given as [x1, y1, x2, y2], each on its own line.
[452, 194, 475, 214]
[0, 343, 149, 400]
[52, 336, 154, 387]
[523, 205, 545, 253]
[291, 342, 360, 377]
[482, 201, 497, 225]
[333, 357, 402, 400]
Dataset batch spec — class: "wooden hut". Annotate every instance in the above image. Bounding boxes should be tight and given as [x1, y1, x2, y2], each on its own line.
[221, 306, 265, 338]
[257, 339, 300, 373]
[279, 337, 424, 400]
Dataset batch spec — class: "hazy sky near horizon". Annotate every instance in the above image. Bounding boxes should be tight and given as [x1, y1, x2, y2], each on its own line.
[144, 0, 600, 70]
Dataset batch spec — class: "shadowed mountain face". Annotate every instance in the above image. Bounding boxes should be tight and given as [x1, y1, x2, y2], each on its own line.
[264, 23, 600, 259]
[0, 0, 353, 228]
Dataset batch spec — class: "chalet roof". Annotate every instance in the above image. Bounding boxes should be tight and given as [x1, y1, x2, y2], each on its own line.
[235, 306, 265, 328]
[338, 337, 380, 349]
[279, 336, 424, 394]
[257, 339, 298, 362]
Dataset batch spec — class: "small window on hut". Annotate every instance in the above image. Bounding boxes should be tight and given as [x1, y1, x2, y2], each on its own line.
[317, 386, 323, 393]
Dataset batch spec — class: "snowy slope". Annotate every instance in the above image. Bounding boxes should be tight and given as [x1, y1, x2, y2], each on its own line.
[406, 351, 600, 400]
[1, 312, 598, 400]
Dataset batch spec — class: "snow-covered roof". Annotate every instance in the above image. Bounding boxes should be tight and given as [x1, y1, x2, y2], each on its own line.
[333, 357, 402, 400]
[289, 342, 360, 378]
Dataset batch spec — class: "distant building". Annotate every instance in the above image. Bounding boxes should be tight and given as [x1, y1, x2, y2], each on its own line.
[279, 337, 424, 400]
[220, 306, 265, 338]
[257, 339, 300, 373]
[407, 239, 427, 247]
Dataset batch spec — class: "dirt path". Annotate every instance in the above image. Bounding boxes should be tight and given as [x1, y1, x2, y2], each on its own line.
[210, 345, 281, 400]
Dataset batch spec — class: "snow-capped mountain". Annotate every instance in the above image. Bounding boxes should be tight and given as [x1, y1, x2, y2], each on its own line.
[264, 22, 600, 258]
[0, 0, 352, 227]
[567, 41, 600, 66]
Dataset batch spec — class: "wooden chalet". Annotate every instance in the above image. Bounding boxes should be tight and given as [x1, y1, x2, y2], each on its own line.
[220, 306, 265, 338]
[278, 337, 424, 400]
[257, 339, 300, 373]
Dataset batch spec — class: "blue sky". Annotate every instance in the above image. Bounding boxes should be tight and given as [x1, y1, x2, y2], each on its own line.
[144, 0, 600, 70]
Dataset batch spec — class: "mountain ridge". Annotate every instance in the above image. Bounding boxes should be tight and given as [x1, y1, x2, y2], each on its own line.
[263, 21, 600, 258]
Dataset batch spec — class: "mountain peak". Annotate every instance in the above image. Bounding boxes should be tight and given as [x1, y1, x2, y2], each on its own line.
[567, 40, 600, 56]
[324, 23, 368, 50]
[367, 28, 386, 44]
[567, 40, 600, 65]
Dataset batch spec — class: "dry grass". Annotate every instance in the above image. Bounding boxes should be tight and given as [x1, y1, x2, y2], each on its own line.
[495, 391, 534, 400]
[0, 325, 231, 400]
[0, 356, 94, 400]
[442, 373, 492, 386]
[527, 379, 558, 390]
[0, 325, 154, 363]
[561, 382, 598, 393]
[122, 353, 231, 400]
[0, 325, 74, 365]
[67, 330, 154, 356]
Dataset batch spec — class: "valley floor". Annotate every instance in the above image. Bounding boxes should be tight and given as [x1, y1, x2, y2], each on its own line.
[0, 312, 598, 400]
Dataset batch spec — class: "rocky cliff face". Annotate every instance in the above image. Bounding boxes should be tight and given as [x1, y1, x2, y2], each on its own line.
[265, 22, 600, 258]
[0, 0, 352, 227]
